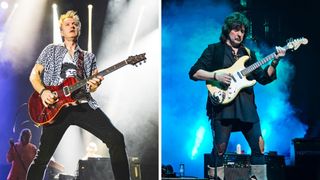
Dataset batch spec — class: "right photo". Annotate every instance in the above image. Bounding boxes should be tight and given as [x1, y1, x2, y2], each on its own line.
[162, 0, 318, 179]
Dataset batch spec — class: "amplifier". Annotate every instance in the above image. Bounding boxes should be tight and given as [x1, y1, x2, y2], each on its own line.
[78, 157, 114, 180]
[292, 138, 320, 179]
[293, 138, 320, 165]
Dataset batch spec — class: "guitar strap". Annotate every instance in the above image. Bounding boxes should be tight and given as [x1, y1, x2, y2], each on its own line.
[76, 51, 86, 79]
[244, 47, 251, 57]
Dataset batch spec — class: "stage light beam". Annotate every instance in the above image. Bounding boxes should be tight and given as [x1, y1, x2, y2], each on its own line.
[127, 6, 145, 54]
[1, 0, 48, 71]
[191, 126, 205, 159]
[87, 4, 93, 53]
[52, 3, 62, 44]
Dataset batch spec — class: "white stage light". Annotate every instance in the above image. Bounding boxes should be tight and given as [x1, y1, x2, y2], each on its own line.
[87, 4, 93, 52]
[1, 1, 9, 9]
[52, 3, 62, 44]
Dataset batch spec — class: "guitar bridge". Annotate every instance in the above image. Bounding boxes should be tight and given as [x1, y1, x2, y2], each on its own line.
[63, 86, 71, 96]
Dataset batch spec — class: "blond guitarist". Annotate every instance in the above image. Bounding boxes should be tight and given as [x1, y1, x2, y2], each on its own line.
[27, 10, 130, 180]
[189, 12, 285, 180]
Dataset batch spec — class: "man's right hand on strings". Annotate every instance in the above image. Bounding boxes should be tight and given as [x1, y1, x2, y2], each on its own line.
[215, 72, 232, 85]
[40, 90, 58, 107]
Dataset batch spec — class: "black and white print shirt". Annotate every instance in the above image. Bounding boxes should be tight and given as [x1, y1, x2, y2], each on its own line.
[35, 43, 99, 109]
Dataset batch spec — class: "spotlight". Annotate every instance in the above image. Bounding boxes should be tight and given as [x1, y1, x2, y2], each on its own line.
[52, 3, 57, 9]
[1, 1, 9, 9]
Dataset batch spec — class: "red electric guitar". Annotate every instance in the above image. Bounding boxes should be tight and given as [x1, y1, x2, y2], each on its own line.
[28, 53, 146, 126]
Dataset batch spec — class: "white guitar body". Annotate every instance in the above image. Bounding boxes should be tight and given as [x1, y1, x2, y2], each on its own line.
[206, 55, 256, 104]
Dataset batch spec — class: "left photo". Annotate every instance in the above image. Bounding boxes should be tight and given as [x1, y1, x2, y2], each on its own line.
[0, 0, 159, 180]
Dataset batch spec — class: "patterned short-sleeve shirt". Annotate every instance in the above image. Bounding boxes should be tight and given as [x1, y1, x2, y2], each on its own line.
[35, 43, 99, 109]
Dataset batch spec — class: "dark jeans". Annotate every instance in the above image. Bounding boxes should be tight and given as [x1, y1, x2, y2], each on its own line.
[27, 103, 130, 180]
[210, 119, 265, 167]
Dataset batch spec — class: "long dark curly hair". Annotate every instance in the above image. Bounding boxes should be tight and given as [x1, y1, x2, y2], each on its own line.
[219, 12, 249, 43]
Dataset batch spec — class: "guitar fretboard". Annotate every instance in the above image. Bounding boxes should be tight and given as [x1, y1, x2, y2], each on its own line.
[241, 45, 289, 76]
[68, 60, 129, 94]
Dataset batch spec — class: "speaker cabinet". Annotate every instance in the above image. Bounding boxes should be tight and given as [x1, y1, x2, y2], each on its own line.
[293, 138, 320, 165]
[292, 138, 320, 179]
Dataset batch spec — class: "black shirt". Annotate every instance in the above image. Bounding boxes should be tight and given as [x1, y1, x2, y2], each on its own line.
[189, 42, 276, 123]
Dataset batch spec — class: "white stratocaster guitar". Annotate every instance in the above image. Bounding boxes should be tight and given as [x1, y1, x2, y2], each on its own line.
[206, 37, 308, 105]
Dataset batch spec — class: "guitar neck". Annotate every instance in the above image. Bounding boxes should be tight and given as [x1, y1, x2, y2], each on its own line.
[241, 45, 288, 76]
[97, 60, 129, 77]
[69, 60, 129, 93]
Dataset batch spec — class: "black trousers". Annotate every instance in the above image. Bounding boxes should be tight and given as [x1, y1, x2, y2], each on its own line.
[210, 119, 265, 167]
[27, 103, 130, 180]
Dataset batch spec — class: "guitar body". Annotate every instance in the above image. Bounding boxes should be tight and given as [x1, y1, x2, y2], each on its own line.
[28, 77, 78, 126]
[206, 55, 256, 105]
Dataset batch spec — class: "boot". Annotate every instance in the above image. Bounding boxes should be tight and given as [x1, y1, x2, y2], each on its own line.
[208, 165, 224, 180]
[250, 164, 267, 180]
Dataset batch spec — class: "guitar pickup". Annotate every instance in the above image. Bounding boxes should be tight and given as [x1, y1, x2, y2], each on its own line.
[236, 72, 242, 80]
[63, 86, 71, 96]
[231, 74, 237, 82]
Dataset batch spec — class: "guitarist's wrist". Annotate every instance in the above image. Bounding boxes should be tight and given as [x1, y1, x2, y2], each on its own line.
[87, 84, 97, 93]
[271, 60, 279, 68]
[212, 72, 217, 80]
[39, 88, 47, 96]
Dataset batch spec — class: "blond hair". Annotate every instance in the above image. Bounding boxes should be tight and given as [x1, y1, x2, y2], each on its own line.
[59, 10, 81, 35]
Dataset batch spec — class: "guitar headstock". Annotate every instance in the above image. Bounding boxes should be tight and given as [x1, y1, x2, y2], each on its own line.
[127, 53, 147, 66]
[287, 37, 308, 51]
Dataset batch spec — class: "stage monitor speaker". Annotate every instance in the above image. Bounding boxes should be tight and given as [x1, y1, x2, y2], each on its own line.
[204, 153, 285, 180]
[78, 157, 142, 180]
[203, 153, 250, 179]
[78, 157, 114, 180]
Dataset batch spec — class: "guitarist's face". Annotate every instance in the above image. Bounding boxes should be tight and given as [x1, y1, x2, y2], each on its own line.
[61, 18, 80, 41]
[228, 26, 245, 47]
